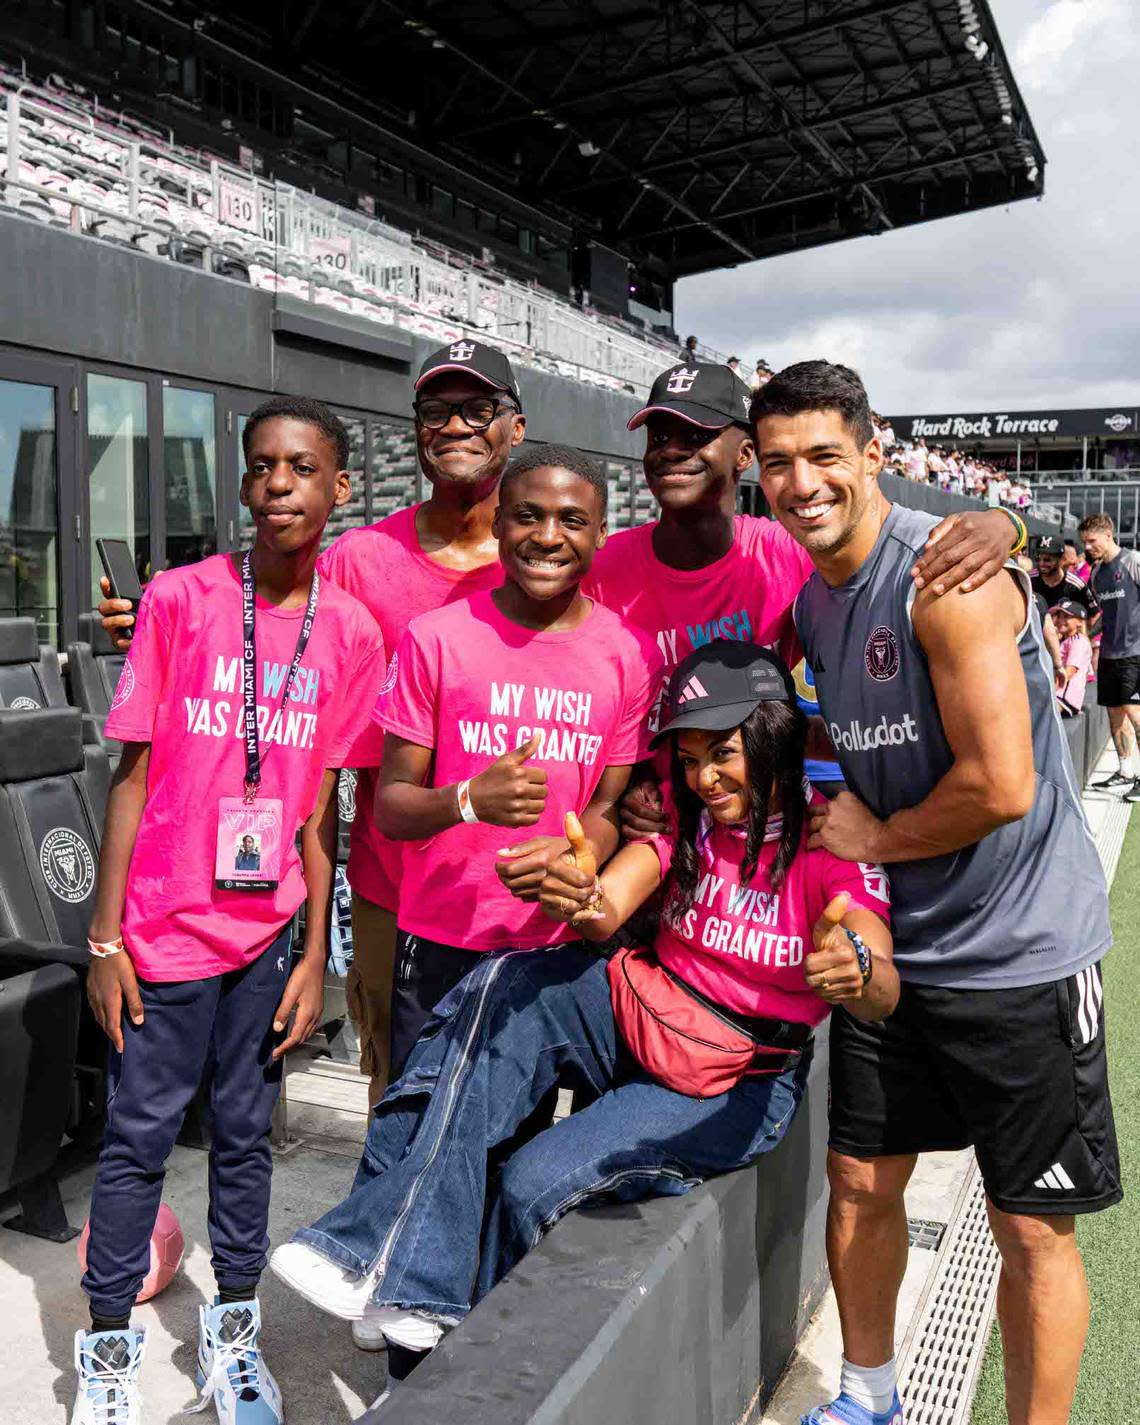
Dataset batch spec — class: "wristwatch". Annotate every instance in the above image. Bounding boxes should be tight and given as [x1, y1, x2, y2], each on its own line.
[844, 927, 873, 985]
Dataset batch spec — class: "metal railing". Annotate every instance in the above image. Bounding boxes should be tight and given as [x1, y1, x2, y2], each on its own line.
[0, 74, 708, 397]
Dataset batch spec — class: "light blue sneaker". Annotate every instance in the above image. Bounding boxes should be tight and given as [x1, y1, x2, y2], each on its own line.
[71, 1327, 146, 1425]
[802, 1392, 904, 1425]
[187, 1299, 283, 1424]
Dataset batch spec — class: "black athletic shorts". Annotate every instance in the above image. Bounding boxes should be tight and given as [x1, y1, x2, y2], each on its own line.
[1096, 654, 1140, 707]
[829, 963, 1122, 1216]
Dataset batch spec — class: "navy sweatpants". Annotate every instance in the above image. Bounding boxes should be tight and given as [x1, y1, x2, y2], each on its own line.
[82, 924, 292, 1319]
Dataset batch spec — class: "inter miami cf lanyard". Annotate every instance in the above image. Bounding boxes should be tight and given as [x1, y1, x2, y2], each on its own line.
[241, 549, 320, 801]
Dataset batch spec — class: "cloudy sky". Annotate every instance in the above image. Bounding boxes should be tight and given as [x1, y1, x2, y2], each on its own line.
[674, 0, 1140, 416]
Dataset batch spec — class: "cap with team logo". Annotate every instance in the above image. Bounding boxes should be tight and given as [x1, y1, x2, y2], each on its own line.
[649, 639, 794, 749]
[414, 340, 522, 407]
[1049, 597, 1088, 619]
[627, 361, 753, 433]
[1037, 535, 1064, 557]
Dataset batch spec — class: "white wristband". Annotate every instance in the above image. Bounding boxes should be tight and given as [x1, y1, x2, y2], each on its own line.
[88, 936, 124, 959]
[456, 779, 480, 825]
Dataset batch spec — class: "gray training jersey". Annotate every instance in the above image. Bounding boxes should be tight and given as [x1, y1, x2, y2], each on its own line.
[795, 504, 1110, 990]
[1090, 548, 1140, 658]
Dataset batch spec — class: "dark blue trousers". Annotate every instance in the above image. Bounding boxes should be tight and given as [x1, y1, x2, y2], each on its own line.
[82, 924, 292, 1319]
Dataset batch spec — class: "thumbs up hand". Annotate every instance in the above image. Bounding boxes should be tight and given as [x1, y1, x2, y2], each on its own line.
[804, 893, 866, 1005]
[469, 733, 548, 828]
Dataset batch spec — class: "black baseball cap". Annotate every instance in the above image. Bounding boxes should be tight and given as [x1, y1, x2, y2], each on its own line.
[415, 340, 522, 407]
[628, 361, 753, 433]
[650, 640, 794, 749]
[1049, 597, 1087, 619]
[1037, 535, 1064, 557]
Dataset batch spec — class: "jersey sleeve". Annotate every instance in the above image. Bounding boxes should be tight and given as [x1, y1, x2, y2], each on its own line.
[1122, 549, 1140, 586]
[609, 630, 666, 765]
[103, 583, 173, 743]
[373, 620, 439, 750]
[326, 616, 387, 769]
[817, 851, 891, 925]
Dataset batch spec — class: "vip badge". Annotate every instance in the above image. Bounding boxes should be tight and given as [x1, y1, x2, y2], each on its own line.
[864, 625, 900, 682]
[39, 827, 96, 903]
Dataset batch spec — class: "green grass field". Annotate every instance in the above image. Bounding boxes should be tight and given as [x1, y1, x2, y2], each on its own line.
[970, 814, 1140, 1424]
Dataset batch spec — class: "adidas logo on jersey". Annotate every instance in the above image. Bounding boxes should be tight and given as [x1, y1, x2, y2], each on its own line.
[1034, 1162, 1075, 1191]
[676, 675, 709, 706]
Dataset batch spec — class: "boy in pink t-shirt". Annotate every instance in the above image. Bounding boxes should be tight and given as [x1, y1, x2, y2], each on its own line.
[73, 397, 385, 1425]
[369, 443, 661, 1075]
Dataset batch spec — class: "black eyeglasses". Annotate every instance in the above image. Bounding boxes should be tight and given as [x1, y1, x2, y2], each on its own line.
[414, 396, 518, 431]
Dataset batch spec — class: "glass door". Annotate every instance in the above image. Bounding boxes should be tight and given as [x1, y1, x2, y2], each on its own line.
[0, 352, 79, 645]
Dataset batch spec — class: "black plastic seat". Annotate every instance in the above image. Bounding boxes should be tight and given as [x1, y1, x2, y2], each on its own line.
[0, 617, 68, 711]
[0, 706, 110, 1238]
[65, 613, 128, 769]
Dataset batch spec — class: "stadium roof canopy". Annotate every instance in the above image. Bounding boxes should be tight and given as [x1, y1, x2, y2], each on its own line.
[267, 0, 1045, 278]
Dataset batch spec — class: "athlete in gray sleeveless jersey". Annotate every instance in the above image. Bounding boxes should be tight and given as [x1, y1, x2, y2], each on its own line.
[797, 500, 1109, 987]
[1079, 511, 1140, 804]
[752, 362, 1119, 1425]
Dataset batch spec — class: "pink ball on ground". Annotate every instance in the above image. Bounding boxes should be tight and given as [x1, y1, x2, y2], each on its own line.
[76, 1202, 185, 1303]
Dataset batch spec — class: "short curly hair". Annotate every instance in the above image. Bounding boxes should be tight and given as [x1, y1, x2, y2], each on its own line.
[242, 395, 350, 469]
[500, 442, 608, 514]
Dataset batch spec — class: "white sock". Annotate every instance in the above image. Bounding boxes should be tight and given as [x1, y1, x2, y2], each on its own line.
[1120, 750, 1135, 777]
[840, 1356, 897, 1414]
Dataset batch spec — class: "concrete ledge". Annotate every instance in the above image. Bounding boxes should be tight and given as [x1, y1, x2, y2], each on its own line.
[361, 1031, 831, 1425]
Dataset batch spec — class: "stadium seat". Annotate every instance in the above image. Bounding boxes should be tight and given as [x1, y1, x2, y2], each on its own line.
[0, 707, 108, 1234]
[0, 707, 105, 959]
[65, 613, 127, 769]
[0, 617, 68, 710]
[0, 955, 82, 1241]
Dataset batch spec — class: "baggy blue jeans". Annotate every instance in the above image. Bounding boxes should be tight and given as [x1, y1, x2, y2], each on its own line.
[83, 925, 292, 1318]
[296, 943, 811, 1322]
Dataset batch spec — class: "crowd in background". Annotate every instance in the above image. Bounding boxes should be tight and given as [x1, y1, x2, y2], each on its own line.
[872, 414, 1034, 510]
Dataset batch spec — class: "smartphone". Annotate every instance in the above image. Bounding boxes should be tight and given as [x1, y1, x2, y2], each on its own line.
[96, 538, 144, 614]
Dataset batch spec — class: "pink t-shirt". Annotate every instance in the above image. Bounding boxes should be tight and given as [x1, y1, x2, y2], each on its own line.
[652, 814, 890, 1024]
[584, 515, 813, 786]
[105, 555, 386, 981]
[375, 590, 661, 951]
[318, 506, 502, 911]
[1058, 632, 1092, 713]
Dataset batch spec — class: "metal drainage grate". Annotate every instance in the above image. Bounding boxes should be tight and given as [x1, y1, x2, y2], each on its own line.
[896, 1165, 1001, 1425]
[907, 1218, 947, 1252]
[1094, 793, 1133, 886]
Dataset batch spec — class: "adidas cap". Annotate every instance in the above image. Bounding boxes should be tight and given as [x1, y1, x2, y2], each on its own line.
[1049, 597, 1088, 619]
[415, 340, 522, 407]
[650, 639, 795, 749]
[628, 361, 753, 433]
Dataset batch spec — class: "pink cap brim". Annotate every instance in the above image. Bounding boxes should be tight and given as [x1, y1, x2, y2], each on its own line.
[414, 364, 511, 394]
[626, 405, 731, 432]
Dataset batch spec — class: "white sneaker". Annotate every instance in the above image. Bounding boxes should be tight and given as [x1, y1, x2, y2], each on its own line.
[351, 1311, 389, 1352]
[72, 1327, 146, 1425]
[269, 1240, 374, 1321]
[187, 1299, 283, 1423]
